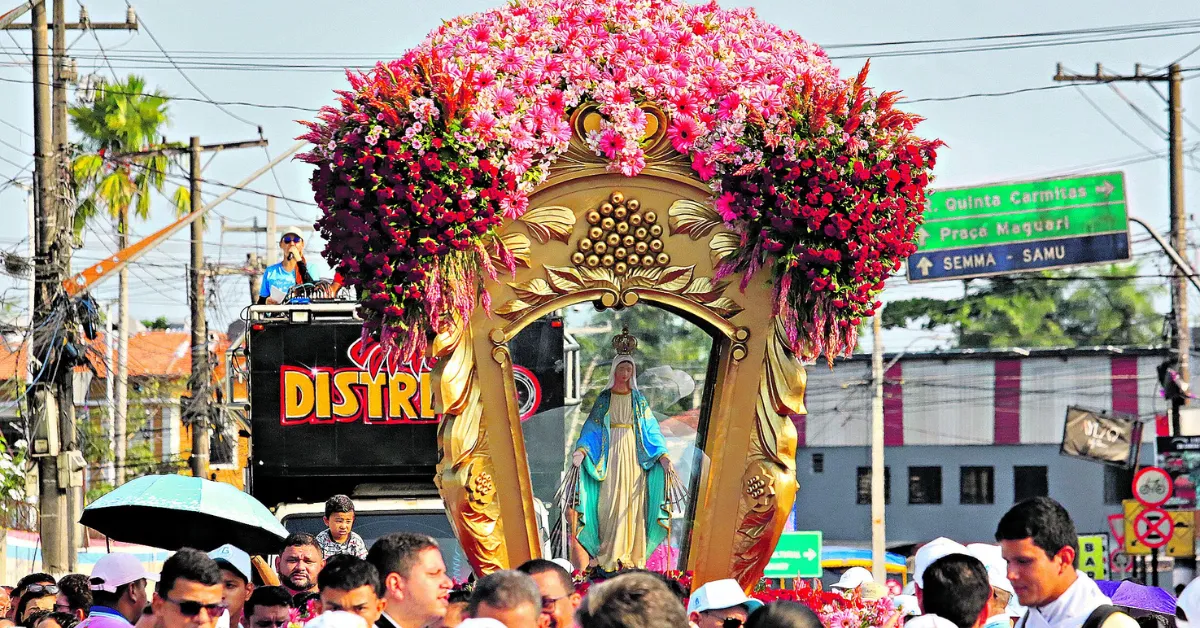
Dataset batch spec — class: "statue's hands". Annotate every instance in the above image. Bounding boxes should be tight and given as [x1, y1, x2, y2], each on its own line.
[659, 456, 672, 470]
[572, 450, 585, 467]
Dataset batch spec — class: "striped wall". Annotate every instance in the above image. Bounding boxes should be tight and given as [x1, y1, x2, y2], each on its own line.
[802, 350, 1167, 447]
[2, 530, 169, 582]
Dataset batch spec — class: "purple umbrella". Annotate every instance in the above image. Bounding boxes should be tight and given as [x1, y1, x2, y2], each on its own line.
[1112, 580, 1176, 615]
[1095, 580, 1121, 598]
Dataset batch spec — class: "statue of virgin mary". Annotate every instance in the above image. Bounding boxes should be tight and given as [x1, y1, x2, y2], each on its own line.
[567, 327, 678, 571]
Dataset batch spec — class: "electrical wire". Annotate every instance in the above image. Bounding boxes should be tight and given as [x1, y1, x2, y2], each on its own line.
[1072, 86, 1161, 156]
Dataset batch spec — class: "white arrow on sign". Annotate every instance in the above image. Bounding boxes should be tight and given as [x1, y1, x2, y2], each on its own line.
[916, 228, 930, 246]
[1096, 181, 1115, 197]
[915, 257, 933, 276]
[803, 549, 817, 561]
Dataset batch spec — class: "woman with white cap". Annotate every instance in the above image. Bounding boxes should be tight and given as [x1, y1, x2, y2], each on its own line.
[257, 229, 316, 304]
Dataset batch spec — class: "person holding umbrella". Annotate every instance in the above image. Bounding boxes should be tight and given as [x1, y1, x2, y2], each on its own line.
[78, 554, 157, 628]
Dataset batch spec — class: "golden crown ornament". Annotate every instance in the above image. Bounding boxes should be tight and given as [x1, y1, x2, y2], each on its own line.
[612, 326, 638, 356]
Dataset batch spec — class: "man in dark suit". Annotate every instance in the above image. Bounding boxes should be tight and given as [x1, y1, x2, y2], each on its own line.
[367, 533, 453, 628]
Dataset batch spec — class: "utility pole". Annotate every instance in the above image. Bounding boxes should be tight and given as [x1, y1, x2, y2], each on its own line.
[6, 5, 138, 495]
[114, 137, 268, 480]
[870, 311, 886, 583]
[188, 137, 209, 480]
[1054, 63, 1188, 433]
[30, 0, 66, 575]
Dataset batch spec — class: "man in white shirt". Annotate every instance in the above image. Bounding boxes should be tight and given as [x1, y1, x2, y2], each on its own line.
[994, 497, 1137, 628]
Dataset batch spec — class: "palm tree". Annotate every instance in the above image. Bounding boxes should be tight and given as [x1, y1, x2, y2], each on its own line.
[69, 74, 188, 232]
[69, 74, 187, 485]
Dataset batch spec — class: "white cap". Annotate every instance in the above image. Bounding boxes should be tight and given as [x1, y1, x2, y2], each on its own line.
[209, 544, 253, 583]
[914, 537, 969, 588]
[830, 566, 873, 591]
[89, 553, 159, 592]
[550, 558, 574, 574]
[456, 621, 507, 628]
[687, 579, 764, 615]
[281, 228, 305, 240]
[304, 612, 366, 628]
[894, 595, 922, 617]
[966, 543, 1025, 618]
[1178, 578, 1200, 628]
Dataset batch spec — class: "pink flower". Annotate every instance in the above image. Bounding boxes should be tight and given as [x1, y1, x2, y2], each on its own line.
[596, 128, 626, 158]
[667, 116, 702, 153]
[691, 151, 716, 180]
[717, 92, 742, 119]
[715, 192, 738, 222]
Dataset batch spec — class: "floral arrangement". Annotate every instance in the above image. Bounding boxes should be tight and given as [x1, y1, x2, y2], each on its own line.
[300, 0, 940, 363]
[754, 581, 897, 628]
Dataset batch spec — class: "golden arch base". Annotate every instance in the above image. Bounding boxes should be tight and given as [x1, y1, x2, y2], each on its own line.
[430, 136, 806, 589]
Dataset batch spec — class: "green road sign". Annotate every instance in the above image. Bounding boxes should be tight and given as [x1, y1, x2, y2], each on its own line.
[764, 531, 822, 578]
[919, 172, 1128, 252]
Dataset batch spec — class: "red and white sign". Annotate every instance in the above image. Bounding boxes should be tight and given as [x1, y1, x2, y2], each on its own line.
[1133, 508, 1174, 549]
[1133, 467, 1173, 507]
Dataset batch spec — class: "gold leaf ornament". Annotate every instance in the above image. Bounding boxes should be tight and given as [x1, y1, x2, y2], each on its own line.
[519, 206, 577, 244]
[668, 199, 724, 240]
[496, 232, 532, 268]
[710, 232, 740, 265]
[511, 278, 555, 301]
[545, 266, 585, 292]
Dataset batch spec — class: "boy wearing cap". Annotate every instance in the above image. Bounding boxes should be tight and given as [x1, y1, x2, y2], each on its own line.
[78, 554, 158, 628]
[209, 545, 255, 628]
[257, 230, 316, 305]
[687, 579, 763, 628]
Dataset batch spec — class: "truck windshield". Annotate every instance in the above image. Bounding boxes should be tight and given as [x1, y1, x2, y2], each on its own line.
[281, 512, 474, 582]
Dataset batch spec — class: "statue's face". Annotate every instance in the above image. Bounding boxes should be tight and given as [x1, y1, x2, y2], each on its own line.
[614, 361, 634, 386]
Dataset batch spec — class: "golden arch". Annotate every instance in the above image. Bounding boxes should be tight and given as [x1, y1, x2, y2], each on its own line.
[430, 119, 807, 589]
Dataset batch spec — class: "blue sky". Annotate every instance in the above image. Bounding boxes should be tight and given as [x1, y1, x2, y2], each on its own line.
[1, 0, 1198, 350]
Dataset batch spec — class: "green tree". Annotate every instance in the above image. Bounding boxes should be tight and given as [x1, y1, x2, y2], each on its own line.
[81, 378, 186, 503]
[883, 264, 1165, 348]
[140, 316, 170, 331]
[69, 75, 188, 239]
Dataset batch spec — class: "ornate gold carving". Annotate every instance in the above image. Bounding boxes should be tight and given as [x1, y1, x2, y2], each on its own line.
[710, 232, 740, 266]
[668, 199, 724, 240]
[466, 463, 496, 507]
[518, 205, 577, 244]
[552, 104, 694, 184]
[431, 319, 509, 574]
[496, 232, 532, 268]
[728, 318, 806, 586]
[497, 264, 744, 322]
[575, 192, 671, 276]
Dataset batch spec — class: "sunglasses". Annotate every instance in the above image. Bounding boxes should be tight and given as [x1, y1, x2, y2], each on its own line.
[541, 595, 567, 611]
[26, 585, 59, 595]
[164, 597, 226, 618]
[281, 236, 302, 244]
[703, 612, 744, 628]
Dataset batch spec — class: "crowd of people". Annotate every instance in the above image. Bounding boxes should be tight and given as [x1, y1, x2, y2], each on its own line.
[1, 495, 1197, 628]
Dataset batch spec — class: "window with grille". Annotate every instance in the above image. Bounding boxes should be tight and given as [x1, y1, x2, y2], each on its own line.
[960, 466, 995, 505]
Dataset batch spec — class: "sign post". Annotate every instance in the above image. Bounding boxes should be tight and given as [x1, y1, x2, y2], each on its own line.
[764, 531, 823, 579]
[908, 172, 1130, 282]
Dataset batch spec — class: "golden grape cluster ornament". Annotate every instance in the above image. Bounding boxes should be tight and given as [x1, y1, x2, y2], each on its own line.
[572, 191, 666, 276]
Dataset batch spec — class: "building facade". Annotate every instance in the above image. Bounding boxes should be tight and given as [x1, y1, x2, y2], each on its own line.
[794, 347, 1164, 546]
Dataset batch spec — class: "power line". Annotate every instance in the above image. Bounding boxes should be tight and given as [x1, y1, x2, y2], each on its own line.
[133, 10, 261, 129]
[1072, 86, 1161, 156]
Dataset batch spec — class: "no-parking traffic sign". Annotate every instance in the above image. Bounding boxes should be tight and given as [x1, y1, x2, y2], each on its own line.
[1133, 508, 1174, 549]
